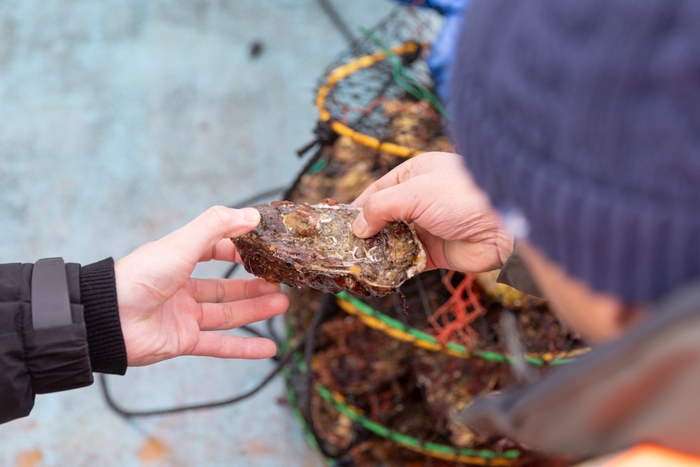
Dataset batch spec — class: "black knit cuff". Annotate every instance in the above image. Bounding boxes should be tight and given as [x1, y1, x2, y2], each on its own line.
[80, 258, 127, 375]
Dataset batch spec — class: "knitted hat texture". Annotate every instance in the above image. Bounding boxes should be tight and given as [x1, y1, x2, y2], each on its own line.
[450, 0, 700, 302]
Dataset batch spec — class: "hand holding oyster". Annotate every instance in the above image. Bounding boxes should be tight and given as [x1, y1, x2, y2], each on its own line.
[231, 199, 426, 296]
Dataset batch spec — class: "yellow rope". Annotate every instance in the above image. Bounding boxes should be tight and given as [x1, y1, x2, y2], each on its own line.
[315, 41, 428, 158]
[336, 296, 589, 364]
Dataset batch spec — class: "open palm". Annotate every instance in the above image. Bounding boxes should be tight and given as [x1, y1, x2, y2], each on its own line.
[114, 206, 288, 366]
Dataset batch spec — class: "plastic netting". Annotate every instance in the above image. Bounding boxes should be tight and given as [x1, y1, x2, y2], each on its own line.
[323, 9, 440, 129]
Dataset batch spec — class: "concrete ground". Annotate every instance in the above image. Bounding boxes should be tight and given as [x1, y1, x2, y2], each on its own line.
[0, 1, 393, 466]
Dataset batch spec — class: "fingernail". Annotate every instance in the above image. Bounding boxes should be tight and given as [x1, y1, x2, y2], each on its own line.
[240, 207, 260, 223]
[353, 214, 368, 237]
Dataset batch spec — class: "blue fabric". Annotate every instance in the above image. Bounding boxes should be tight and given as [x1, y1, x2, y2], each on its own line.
[394, 0, 469, 103]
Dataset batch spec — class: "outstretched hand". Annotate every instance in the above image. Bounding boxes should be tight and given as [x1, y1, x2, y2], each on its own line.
[352, 152, 513, 273]
[114, 206, 288, 366]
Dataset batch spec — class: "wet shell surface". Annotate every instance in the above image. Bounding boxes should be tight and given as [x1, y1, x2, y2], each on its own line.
[232, 200, 426, 296]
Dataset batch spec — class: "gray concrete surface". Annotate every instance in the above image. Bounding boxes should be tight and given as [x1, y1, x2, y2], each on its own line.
[0, 1, 393, 466]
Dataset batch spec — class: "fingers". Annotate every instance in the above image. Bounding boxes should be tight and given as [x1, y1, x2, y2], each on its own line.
[351, 152, 460, 210]
[191, 277, 280, 303]
[353, 178, 426, 238]
[198, 292, 289, 331]
[190, 334, 277, 359]
[161, 206, 260, 265]
[351, 152, 463, 238]
[198, 238, 245, 263]
[351, 159, 413, 208]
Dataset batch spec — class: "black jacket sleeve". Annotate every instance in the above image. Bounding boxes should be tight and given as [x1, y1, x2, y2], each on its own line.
[0, 257, 127, 424]
[80, 258, 128, 375]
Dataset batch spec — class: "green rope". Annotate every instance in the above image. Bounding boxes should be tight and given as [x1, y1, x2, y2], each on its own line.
[308, 159, 328, 174]
[358, 26, 449, 119]
[315, 383, 520, 463]
[336, 291, 583, 366]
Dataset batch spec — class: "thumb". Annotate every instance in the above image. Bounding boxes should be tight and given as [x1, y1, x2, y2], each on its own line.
[163, 206, 260, 264]
[352, 182, 421, 238]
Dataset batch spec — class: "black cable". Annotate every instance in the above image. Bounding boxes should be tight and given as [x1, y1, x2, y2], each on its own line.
[100, 338, 306, 418]
[265, 314, 283, 347]
[303, 295, 357, 461]
[240, 320, 281, 361]
[227, 186, 288, 210]
[316, 0, 356, 45]
[283, 146, 327, 201]
[304, 296, 335, 456]
[239, 324, 281, 360]
[223, 262, 239, 280]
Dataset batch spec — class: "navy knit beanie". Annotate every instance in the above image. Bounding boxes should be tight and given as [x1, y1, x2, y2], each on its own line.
[450, 0, 700, 303]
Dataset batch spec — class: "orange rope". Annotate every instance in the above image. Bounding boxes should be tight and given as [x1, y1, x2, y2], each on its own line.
[428, 272, 486, 347]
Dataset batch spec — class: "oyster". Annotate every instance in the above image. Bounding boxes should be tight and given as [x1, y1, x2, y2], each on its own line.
[232, 199, 426, 296]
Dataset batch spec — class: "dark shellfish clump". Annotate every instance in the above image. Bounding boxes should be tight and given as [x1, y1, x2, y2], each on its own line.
[232, 199, 426, 296]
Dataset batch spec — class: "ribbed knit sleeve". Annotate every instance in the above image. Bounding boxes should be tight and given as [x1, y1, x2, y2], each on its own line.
[79, 258, 127, 375]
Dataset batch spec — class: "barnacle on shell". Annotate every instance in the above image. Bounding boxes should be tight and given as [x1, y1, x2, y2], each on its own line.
[232, 199, 426, 296]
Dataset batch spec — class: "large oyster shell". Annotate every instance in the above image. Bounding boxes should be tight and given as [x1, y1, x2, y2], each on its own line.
[232, 200, 426, 296]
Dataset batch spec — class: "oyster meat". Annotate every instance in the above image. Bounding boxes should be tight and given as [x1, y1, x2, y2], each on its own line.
[232, 200, 426, 296]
